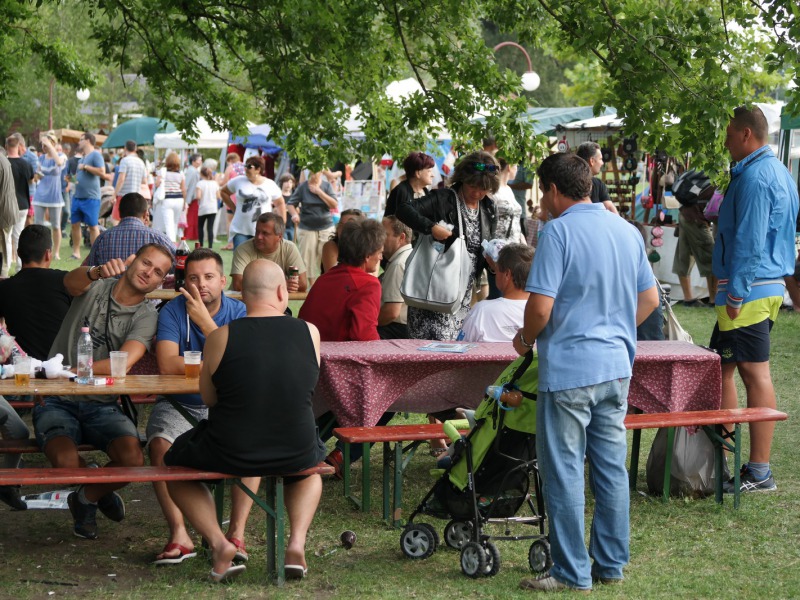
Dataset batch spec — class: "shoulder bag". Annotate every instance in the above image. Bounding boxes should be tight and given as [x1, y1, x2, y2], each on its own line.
[400, 191, 471, 314]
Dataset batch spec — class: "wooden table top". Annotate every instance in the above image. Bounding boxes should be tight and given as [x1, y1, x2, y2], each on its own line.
[0, 374, 198, 396]
[146, 289, 307, 301]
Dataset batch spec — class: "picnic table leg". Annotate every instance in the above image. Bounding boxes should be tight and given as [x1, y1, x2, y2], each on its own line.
[662, 427, 675, 503]
[392, 440, 403, 528]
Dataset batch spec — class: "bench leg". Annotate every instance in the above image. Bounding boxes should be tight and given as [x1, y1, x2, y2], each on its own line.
[263, 476, 287, 585]
[629, 428, 641, 491]
[733, 424, 741, 509]
[382, 442, 391, 522]
[662, 427, 675, 503]
[361, 443, 371, 513]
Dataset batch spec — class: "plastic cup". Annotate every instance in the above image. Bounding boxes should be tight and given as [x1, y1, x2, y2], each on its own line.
[184, 351, 202, 379]
[109, 351, 128, 380]
[13, 356, 31, 386]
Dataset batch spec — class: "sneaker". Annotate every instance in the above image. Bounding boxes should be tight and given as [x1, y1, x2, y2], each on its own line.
[97, 491, 126, 522]
[519, 573, 591, 593]
[723, 465, 777, 493]
[67, 492, 98, 539]
[0, 485, 27, 511]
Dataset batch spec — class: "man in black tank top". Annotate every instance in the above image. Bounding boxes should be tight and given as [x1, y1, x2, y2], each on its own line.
[164, 259, 324, 583]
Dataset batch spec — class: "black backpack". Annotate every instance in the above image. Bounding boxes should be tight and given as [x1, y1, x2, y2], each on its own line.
[672, 169, 711, 206]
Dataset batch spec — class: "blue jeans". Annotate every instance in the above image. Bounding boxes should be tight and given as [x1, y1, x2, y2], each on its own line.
[232, 233, 253, 249]
[536, 378, 631, 589]
[0, 396, 30, 468]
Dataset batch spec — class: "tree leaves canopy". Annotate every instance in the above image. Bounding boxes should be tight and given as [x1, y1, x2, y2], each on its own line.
[4, 0, 798, 175]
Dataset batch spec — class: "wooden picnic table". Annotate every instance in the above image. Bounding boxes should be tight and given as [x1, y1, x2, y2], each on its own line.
[0, 374, 198, 397]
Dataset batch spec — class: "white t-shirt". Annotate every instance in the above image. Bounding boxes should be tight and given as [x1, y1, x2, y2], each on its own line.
[459, 297, 527, 342]
[226, 175, 282, 237]
[196, 179, 220, 216]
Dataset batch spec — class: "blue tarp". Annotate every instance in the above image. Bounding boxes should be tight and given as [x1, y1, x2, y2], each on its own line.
[228, 124, 283, 153]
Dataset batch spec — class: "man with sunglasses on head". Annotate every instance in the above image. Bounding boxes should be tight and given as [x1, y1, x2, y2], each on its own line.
[146, 247, 247, 565]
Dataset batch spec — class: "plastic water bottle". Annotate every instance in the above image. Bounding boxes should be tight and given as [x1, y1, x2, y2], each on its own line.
[21, 490, 72, 509]
[77, 325, 93, 381]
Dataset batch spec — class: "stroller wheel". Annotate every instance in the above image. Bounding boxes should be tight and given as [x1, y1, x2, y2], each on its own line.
[529, 539, 552, 573]
[483, 541, 501, 577]
[418, 523, 440, 548]
[444, 520, 473, 549]
[460, 542, 487, 578]
[400, 524, 437, 559]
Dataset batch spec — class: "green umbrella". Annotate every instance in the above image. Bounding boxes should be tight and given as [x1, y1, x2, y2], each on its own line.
[102, 116, 176, 148]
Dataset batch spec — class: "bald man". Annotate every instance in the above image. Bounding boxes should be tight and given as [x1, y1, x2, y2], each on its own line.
[163, 259, 326, 583]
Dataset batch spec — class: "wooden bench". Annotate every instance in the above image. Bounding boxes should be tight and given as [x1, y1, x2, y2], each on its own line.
[626, 407, 787, 508]
[0, 462, 333, 585]
[332, 424, 467, 527]
[334, 407, 789, 526]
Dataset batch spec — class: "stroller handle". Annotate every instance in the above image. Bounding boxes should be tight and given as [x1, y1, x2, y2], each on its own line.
[442, 419, 471, 442]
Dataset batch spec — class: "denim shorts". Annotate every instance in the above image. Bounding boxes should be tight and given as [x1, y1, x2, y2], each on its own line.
[33, 396, 138, 451]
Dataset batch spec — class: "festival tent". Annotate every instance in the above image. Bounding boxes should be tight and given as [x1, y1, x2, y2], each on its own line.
[153, 117, 229, 150]
[102, 117, 176, 148]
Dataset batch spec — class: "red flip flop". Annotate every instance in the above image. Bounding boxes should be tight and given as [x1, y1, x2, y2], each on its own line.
[228, 537, 249, 563]
[153, 542, 197, 566]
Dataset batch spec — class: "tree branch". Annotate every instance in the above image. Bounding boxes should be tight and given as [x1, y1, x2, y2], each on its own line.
[390, 0, 428, 95]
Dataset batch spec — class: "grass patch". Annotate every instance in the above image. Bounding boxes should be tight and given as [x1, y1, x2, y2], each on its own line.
[3, 258, 800, 597]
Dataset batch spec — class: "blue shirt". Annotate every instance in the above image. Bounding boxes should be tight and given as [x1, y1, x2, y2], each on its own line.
[156, 293, 247, 406]
[525, 203, 655, 392]
[74, 150, 105, 199]
[712, 145, 799, 308]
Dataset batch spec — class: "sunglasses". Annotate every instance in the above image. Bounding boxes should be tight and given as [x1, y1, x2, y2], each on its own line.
[470, 162, 498, 173]
[246, 164, 260, 170]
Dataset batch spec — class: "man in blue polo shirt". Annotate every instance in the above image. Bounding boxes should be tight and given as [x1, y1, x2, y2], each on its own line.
[514, 153, 658, 593]
[145, 248, 247, 565]
[70, 132, 107, 259]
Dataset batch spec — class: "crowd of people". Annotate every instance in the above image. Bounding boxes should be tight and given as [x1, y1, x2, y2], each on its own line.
[0, 105, 798, 590]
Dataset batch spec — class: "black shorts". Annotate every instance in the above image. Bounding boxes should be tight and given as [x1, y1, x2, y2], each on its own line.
[709, 317, 773, 364]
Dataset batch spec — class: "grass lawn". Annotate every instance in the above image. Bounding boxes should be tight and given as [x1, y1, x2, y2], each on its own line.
[2, 250, 799, 598]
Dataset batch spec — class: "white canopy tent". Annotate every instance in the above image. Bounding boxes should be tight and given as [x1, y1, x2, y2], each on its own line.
[153, 117, 229, 151]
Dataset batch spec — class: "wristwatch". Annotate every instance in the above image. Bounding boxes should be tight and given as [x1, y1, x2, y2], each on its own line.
[87, 265, 103, 281]
[518, 330, 534, 349]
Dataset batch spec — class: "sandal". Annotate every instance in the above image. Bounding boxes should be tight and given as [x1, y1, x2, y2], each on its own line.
[227, 537, 249, 563]
[153, 542, 197, 565]
[429, 448, 448, 458]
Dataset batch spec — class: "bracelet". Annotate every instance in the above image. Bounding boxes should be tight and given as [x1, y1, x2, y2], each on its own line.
[518, 330, 534, 349]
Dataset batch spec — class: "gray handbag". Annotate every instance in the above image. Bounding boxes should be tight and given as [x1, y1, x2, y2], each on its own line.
[400, 192, 471, 314]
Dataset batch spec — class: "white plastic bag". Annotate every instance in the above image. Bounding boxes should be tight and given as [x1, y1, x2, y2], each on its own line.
[646, 427, 730, 498]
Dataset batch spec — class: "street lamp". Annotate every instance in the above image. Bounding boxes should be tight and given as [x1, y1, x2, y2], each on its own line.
[493, 42, 540, 92]
[76, 89, 90, 102]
